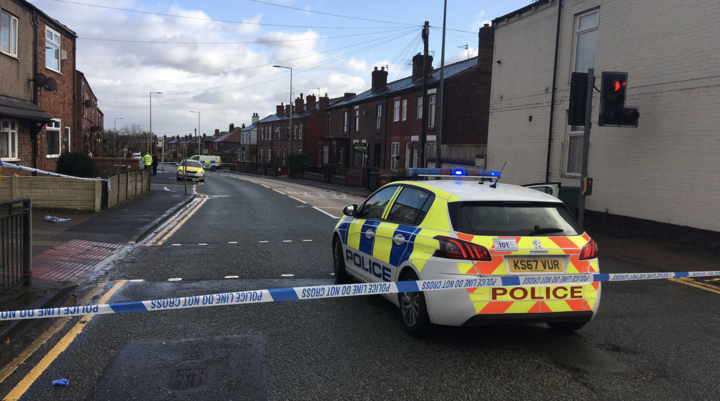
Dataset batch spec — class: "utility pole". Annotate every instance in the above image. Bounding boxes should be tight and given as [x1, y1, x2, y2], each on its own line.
[577, 68, 595, 226]
[183, 136, 188, 196]
[435, 0, 448, 168]
[421, 21, 430, 168]
[274, 65, 293, 166]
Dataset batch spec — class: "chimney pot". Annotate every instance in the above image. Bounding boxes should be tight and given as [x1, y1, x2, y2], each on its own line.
[371, 66, 389, 93]
[374, 66, 378, 71]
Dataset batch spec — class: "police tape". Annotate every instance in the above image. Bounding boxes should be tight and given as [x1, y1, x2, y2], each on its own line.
[1, 270, 719, 321]
[0, 161, 111, 191]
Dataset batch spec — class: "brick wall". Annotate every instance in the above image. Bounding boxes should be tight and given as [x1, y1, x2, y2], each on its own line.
[487, 0, 720, 233]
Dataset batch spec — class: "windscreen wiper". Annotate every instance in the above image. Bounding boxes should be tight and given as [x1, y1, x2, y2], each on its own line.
[528, 225, 565, 236]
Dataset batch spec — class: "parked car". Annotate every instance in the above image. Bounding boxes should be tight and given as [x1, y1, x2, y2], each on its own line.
[190, 155, 221, 171]
[176, 160, 205, 182]
[132, 153, 142, 159]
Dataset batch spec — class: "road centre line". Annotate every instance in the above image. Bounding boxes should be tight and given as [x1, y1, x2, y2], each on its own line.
[303, 239, 313, 242]
[198, 243, 207, 246]
[0, 284, 105, 384]
[172, 244, 181, 246]
[4, 281, 126, 400]
[228, 241, 238, 244]
[313, 206, 339, 219]
[281, 274, 294, 277]
[259, 241, 268, 243]
[670, 278, 720, 295]
[283, 240, 292, 243]
[225, 276, 239, 279]
[167, 278, 182, 282]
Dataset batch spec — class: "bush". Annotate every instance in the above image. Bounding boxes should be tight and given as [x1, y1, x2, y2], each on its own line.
[287, 152, 308, 172]
[56, 151, 99, 178]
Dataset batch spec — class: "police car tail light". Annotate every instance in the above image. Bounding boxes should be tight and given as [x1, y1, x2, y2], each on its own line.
[579, 239, 599, 260]
[432, 236, 491, 261]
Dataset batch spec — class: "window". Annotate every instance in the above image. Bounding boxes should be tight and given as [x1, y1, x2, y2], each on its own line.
[293, 125, 297, 139]
[322, 145, 329, 165]
[343, 111, 348, 133]
[402, 99, 407, 121]
[387, 187, 434, 225]
[376, 104, 382, 130]
[299, 124, 302, 140]
[1, 11, 18, 57]
[453, 202, 582, 237]
[355, 109, 360, 132]
[45, 27, 61, 72]
[356, 186, 398, 220]
[417, 97, 423, 119]
[428, 95, 436, 127]
[46, 119, 61, 156]
[393, 101, 400, 122]
[573, 10, 599, 73]
[390, 141, 399, 171]
[565, 125, 583, 175]
[65, 126, 71, 153]
[405, 141, 411, 170]
[0, 119, 18, 160]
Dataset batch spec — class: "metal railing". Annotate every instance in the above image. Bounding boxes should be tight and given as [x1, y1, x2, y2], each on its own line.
[0, 199, 32, 293]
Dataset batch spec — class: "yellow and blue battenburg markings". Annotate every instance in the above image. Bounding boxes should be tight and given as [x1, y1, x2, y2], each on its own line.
[2, 271, 719, 321]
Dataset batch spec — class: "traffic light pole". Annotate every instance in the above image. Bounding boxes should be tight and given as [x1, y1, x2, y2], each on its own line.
[578, 68, 594, 226]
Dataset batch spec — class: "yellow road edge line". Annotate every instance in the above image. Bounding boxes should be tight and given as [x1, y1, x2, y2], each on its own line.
[670, 278, 720, 295]
[3, 281, 126, 400]
[0, 284, 106, 383]
[156, 198, 207, 246]
[143, 199, 202, 246]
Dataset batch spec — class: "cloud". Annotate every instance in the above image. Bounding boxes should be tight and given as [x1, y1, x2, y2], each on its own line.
[447, 46, 478, 64]
[471, 10, 490, 32]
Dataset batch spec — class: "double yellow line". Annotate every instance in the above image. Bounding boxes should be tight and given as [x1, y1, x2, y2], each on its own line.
[670, 278, 720, 295]
[143, 194, 208, 246]
[2, 281, 127, 400]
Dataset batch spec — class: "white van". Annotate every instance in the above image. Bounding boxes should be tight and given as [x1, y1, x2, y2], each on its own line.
[190, 155, 221, 171]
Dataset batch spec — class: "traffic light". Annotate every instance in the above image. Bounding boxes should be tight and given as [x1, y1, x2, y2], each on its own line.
[568, 72, 588, 126]
[598, 72, 640, 127]
[581, 177, 593, 196]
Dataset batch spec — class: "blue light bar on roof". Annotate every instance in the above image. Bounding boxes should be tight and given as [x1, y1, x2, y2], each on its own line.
[407, 168, 500, 178]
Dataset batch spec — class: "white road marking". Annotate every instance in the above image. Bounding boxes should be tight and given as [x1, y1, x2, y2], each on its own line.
[260, 184, 269, 188]
[198, 243, 207, 246]
[225, 275, 239, 279]
[164, 186, 170, 191]
[259, 241, 269, 243]
[273, 189, 284, 194]
[283, 240, 292, 243]
[287, 196, 307, 204]
[168, 278, 182, 282]
[228, 241, 238, 244]
[313, 206, 339, 219]
[172, 244, 181, 246]
[281, 274, 294, 277]
[330, 273, 335, 276]
[303, 239, 313, 242]
[295, 206, 306, 208]
[128, 279, 144, 282]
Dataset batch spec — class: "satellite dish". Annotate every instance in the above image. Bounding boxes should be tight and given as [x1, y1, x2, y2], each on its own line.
[84, 99, 92, 107]
[33, 73, 48, 87]
[46, 78, 58, 92]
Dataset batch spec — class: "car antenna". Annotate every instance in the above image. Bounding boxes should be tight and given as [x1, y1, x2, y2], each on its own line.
[490, 162, 506, 188]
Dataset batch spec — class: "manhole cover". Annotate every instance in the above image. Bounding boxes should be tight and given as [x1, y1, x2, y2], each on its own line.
[170, 369, 207, 390]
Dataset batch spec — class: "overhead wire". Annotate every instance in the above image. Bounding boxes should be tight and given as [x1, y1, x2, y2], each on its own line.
[247, 0, 416, 26]
[355, 30, 420, 93]
[95, 26, 418, 89]
[46, 0, 419, 30]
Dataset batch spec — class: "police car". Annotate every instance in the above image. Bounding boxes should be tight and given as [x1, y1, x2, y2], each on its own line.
[332, 168, 600, 336]
[176, 159, 205, 182]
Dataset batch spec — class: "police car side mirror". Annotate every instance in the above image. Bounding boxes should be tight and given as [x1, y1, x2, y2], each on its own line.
[343, 204, 358, 217]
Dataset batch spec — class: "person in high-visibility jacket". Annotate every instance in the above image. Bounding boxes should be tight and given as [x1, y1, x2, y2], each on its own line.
[142, 152, 152, 171]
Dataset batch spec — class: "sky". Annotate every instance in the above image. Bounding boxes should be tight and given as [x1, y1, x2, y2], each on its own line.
[29, 0, 531, 138]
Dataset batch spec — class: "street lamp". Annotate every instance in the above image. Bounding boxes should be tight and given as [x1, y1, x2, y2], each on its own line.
[114, 117, 123, 131]
[274, 65, 292, 166]
[190, 111, 201, 155]
[150, 92, 162, 154]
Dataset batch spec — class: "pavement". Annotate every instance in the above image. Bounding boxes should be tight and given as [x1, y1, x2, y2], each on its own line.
[1, 171, 719, 399]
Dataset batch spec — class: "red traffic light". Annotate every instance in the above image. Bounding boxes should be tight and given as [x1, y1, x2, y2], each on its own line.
[613, 80, 627, 91]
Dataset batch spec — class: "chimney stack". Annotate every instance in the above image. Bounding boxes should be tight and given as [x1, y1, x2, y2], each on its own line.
[412, 52, 433, 82]
[285, 104, 292, 115]
[371, 66, 388, 93]
[343, 92, 356, 100]
[479, 24, 495, 73]
[306, 95, 317, 109]
[252, 112, 259, 124]
[214, 129, 220, 137]
[319, 94, 330, 111]
[295, 93, 304, 111]
[276, 103, 284, 115]
[229, 123, 235, 131]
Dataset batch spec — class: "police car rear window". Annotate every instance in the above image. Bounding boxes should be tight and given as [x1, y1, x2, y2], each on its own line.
[448, 202, 582, 237]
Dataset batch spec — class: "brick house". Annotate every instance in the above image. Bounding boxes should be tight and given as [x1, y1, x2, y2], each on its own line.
[1, 0, 80, 175]
[324, 24, 494, 173]
[317, 93, 356, 167]
[208, 125, 241, 155]
[486, 0, 720, 244]
[75, 70, 103, 156]
[238, 113, 259, 161]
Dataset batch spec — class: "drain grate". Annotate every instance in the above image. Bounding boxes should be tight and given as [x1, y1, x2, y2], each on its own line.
[169, 369, 207, 390]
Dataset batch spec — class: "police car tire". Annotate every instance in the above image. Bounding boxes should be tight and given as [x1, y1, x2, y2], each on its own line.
[333, 238, 350, 282]
[211, 166, 217, 172]
[399, 270, 432, 337]
[547, 321, 586, 332]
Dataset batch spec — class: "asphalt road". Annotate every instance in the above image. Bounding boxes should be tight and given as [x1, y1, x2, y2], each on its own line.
[2, 171, 719, 400]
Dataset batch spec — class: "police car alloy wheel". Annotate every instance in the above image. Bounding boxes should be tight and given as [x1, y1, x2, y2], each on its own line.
[333, 238, 349, 281]
[399, 270, 431, 336]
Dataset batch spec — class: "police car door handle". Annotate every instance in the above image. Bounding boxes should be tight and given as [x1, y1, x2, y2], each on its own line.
[365, 229, 375, 239]
[393, 234, 405, 245]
